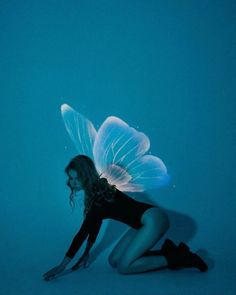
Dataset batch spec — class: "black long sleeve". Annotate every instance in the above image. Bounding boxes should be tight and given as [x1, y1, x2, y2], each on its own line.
[65, 209, 103, 259]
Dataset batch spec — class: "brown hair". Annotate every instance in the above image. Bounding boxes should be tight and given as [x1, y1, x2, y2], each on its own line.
[65, 155, 116, 215]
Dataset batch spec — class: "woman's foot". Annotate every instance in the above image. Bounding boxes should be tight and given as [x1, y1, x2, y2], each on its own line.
[161, 239, 208, 272]
[178, 242, 208, 272]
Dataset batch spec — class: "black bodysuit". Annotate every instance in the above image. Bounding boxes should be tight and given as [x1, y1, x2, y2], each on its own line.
[66, 189, 155, 259]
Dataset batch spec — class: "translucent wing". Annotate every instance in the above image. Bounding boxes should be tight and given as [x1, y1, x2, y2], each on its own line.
[93, 116, 170, 192]
[61, 103, 170, 192]
[61, 104, 97, 160]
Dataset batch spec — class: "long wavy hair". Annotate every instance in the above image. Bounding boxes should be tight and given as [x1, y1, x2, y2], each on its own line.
[65, 155, 116, 215]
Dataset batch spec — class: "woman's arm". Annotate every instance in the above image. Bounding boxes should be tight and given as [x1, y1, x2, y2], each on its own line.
[70, 241, 94, 270]
[43, 217, 90, 281]
[70, 212, 103, 270]
[65, 216, 91, 259]
[59, 255, 72, 267]
[84, 241, 94, 255]
[43, 210, 103, 279]
[66, 209, 103, 259]
[43, 256, 71, 281]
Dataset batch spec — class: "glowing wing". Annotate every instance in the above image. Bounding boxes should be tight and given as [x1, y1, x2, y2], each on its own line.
[93, 116, 170, 192]
[61, 104, 97, 160]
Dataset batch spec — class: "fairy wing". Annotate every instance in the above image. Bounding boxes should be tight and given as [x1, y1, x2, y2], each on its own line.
[61, 104, 170, 191]
[93, 116, 170, 192]
[60, 104, 97, 160]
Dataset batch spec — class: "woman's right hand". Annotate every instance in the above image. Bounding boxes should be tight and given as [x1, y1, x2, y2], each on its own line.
[71, 253, 90, 270]
[43, 264, 65, 281]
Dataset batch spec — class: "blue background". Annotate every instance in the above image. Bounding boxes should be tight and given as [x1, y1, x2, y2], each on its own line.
[0, 0, 235, 294]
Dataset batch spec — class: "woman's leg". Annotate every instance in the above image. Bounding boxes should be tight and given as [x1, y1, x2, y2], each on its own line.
[108, 228, 137, 268]
[117, 207, 170, 274]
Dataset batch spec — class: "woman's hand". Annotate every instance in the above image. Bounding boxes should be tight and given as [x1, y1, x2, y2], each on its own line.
[43, 264, 65, 281]
[71, 253, 90, 270]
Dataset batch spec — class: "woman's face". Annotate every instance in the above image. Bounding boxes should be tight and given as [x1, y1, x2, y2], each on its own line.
[68, 169, 82, 191]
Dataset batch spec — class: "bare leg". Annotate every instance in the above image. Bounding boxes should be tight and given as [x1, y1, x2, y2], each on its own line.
[108, 228, 137, 268]
[117, 207, 170, 274]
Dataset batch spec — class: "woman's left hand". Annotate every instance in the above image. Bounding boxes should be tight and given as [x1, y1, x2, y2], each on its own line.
[71, 253, 90, 270]
[43, 264, 65, 281]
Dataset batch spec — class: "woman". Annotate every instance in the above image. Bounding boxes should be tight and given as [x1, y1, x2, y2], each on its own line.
[43, 155, 207, 280]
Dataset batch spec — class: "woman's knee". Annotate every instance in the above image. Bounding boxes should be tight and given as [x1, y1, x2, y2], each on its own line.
[108, 254, 130, 273]
[117, 259, 130, 274]
[108, 253, 118, 268]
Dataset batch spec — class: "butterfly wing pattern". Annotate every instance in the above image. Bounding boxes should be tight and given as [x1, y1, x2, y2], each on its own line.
[61, 104, 97, 161]
[61, 103, 170, 192]
[93, 116, 170, 192]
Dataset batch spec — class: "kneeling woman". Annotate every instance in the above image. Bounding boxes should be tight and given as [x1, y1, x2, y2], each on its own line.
[43, 155, 207, 280]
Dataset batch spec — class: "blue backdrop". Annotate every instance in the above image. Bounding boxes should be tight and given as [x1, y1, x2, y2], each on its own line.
[1, 1, 235, 294]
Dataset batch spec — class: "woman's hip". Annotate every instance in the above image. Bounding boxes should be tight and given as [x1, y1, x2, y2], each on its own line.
[141, 206, 170, 231]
